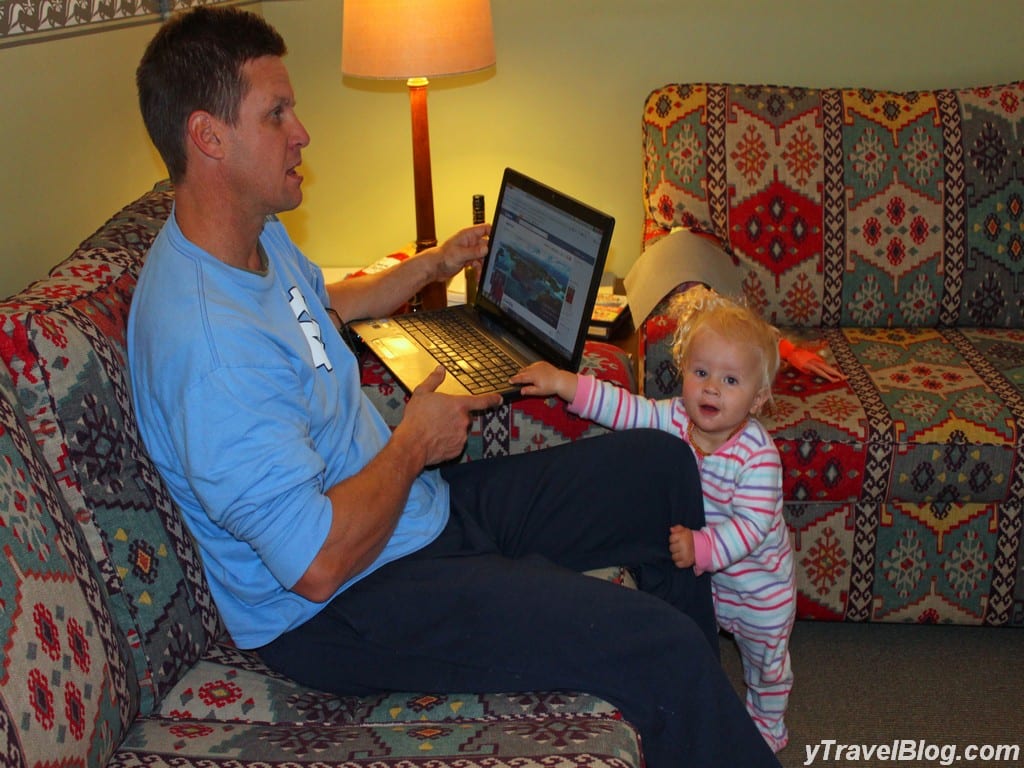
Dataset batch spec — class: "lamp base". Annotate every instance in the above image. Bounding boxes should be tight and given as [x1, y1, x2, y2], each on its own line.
[407, 79, 447, 312]
[414, 280, 447, 312]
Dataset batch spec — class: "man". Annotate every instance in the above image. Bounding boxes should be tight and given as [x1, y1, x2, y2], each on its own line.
[128, 7, 781, 767]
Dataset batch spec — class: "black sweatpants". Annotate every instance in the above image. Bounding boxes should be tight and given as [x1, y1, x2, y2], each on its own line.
[258, 428, 780, 768]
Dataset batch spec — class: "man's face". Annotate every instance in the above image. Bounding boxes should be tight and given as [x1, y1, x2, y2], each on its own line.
[221, 55, 310, 217]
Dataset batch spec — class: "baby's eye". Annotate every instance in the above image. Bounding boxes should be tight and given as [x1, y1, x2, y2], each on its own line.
[725, 375, 739, 386]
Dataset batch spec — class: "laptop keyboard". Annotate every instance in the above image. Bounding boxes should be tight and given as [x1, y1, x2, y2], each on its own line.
[395, 312, 523, 394]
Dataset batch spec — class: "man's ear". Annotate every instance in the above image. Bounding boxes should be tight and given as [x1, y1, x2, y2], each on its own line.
[187, 111, 225, 159]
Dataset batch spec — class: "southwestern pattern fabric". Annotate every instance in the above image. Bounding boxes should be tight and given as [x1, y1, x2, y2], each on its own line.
[121, 641, 638, 767]
[640, 82, 1024, 626]
[0, 364, 137, 766]
[643, 82, 1024, 329]
[0, 182, 220, 717]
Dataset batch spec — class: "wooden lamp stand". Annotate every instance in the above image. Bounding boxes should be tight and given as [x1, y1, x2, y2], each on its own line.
[408, 77, 447, 311]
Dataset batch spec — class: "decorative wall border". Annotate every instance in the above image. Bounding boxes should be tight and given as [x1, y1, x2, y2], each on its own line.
[0, 0, 234, 48]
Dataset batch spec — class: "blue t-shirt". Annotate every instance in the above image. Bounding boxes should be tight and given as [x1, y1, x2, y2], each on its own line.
[127, 210, 449, 648]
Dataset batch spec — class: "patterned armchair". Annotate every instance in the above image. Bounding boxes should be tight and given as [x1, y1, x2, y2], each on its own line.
[637, 82, 1024, 626]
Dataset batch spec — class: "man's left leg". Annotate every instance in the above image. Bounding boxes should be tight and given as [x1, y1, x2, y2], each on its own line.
[442, 427, 718, 649]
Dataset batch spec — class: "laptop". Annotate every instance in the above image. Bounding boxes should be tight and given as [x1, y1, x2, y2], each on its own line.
[349, 168, 614, 400]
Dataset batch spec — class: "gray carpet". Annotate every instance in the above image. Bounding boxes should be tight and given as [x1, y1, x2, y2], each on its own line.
[720, 621, 1024, 768]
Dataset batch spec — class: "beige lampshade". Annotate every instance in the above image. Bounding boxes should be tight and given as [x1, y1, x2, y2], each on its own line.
[342, 0, 495, 80]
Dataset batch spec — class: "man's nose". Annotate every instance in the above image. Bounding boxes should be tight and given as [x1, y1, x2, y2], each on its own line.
[293, 116, 311, 147]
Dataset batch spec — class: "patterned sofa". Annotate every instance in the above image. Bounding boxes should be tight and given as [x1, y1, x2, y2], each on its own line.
[639, 81, 1024, 627]
[0, 183, 640, 766]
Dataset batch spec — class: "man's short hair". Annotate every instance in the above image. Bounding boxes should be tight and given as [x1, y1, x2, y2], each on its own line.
[136, 5, 286, 182]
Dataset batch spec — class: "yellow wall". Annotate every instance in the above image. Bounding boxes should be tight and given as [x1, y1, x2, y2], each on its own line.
[1, 21, 166, 298]
[3, 0, 1023, 298]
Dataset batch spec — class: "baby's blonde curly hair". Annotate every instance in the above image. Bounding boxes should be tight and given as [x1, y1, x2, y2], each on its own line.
[668, 286, 781, 409]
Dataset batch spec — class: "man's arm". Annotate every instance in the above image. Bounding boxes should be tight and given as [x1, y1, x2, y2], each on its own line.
[327, 224, 489, 322]
[292, 366, 502, 602]
[296, 224, 492, 601]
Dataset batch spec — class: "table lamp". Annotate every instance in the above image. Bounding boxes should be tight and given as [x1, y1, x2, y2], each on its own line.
[341, 0, 496, 310]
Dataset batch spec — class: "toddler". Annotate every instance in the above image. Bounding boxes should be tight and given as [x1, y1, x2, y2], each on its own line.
[512, 287, 796, 752]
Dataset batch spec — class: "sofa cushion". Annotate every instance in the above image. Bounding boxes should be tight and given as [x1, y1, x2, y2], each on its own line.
[0, 362, 139, 765]
[113, 714, 640, 767]
[116, 639, 640, 767]
[153, 641, 626, 725]
[0, 183, 222, 715]
[642, 81, 1024, 329]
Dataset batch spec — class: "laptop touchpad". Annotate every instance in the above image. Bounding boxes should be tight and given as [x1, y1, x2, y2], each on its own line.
[374, 335, 418, 359]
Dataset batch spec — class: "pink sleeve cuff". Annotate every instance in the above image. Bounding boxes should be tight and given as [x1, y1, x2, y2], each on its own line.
[569, 373, 596, 415]
[692, 528, 714, 575]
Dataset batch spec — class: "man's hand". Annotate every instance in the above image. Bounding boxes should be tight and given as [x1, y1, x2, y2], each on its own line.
[326, 223, 490, 323]
[297, 366, 500, 602]
[397, 366, 503, 466]
[431, 224, 490, 282]
[510, 361, 579, 402]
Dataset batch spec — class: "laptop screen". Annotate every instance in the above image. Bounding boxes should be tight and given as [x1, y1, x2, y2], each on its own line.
[475, 169, 614, 368]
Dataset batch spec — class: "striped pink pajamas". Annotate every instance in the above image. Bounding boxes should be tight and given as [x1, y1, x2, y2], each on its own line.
[571, 375, 796, 752]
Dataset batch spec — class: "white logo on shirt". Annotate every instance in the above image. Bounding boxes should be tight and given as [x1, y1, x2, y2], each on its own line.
[287, 286, 333, 371]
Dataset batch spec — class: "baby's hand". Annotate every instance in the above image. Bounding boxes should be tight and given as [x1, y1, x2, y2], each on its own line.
[669, 525, 695, 569]
[510, 361, 578, 402]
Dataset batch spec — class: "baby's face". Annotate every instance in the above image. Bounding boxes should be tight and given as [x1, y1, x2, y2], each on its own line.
[680, 327, 768, 448]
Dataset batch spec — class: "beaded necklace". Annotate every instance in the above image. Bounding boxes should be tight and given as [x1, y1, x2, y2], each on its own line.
[687, 417, 748, 459]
